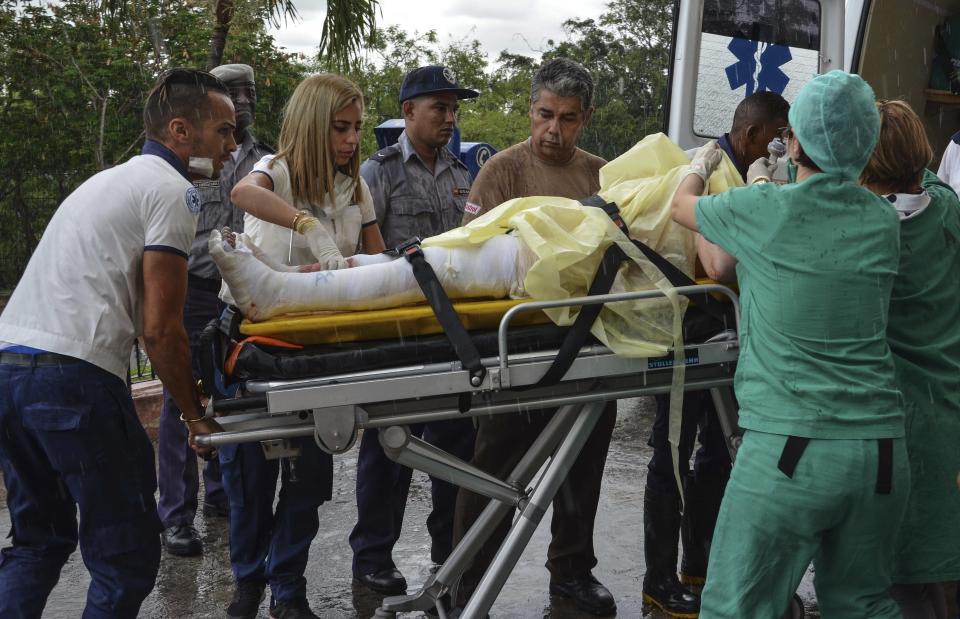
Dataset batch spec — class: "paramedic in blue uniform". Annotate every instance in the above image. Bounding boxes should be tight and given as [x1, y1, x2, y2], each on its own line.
[642, 91, 790, 617]
[156, 62, 273, 557]
[0, 69, 235, 619]
[350, 65, 479, 595]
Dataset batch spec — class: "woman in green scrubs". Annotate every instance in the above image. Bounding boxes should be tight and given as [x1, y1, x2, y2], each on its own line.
[670, 71, 909, 618]
[860, 99, 960, 619]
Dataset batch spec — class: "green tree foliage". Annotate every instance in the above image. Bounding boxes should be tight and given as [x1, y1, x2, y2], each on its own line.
[0, 0, 305, 288]
[0, 0, 675, 289]
[547, 0, 675, 160]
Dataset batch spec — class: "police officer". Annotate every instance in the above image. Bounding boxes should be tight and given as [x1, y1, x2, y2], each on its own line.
[350, 65, 479, 594]
[157, 62, 273, 557]
[0, 69, 233, 618]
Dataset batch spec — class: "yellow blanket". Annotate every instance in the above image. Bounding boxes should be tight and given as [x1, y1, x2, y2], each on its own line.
[424, 133, 744, 357]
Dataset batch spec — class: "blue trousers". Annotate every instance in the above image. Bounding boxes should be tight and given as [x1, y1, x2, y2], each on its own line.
[157, 282, 224, 528]
[219, 437, 332, 603]
[0, 360, 161, 618]
[646, 391, 731, 495]
[349, 419, 477, 576]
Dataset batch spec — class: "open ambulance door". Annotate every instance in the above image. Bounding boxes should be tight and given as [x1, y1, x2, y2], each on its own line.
[846, 0, 960, 166]
[665, 0, 846, 150]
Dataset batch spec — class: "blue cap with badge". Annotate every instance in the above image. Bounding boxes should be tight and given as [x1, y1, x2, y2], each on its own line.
[399, 65, 480, 104]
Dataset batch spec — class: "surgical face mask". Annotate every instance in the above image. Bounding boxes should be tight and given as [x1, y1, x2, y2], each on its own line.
[188, 157, 214, 178]
[786, 159, 798, 184]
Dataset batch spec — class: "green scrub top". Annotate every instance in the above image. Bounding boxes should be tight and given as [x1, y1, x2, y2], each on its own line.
[696, 174, 904, 439]
[887, 171, 960, 583]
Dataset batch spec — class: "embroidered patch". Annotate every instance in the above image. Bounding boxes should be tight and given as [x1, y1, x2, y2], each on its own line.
[464, 201, 481, 215]
[452, 187, 470, 197]
[443, 67, 456, 84]
[184, 186, 201, 214]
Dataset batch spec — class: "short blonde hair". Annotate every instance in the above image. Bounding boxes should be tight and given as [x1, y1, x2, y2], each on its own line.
[860, 99, 932, 192]
[272, 73, 364, 206]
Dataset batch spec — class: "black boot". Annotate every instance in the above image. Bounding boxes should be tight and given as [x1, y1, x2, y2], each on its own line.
[642, 486, 700, 618]
[679, 470, 728, 586]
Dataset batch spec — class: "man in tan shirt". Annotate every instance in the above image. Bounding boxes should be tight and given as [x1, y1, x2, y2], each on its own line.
[455, 58, 617, 617]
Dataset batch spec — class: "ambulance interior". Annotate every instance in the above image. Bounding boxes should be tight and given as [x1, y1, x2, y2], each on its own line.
[855, 0, 960, 167]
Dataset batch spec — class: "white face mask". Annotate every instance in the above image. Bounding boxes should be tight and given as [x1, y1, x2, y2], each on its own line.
[188, 157, 214, 178]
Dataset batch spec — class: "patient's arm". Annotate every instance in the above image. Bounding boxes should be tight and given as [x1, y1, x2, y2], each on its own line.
[210, 230, 525, 321]
[696, 234, 737, 283]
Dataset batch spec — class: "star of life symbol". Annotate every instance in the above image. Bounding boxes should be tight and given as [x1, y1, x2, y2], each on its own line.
[185, 186, 202, 214]
[443, 67, 456, 84]
[725, 38, 792, 96]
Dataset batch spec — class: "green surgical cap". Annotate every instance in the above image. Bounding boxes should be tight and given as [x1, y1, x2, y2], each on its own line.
[787, 70, 879, 181]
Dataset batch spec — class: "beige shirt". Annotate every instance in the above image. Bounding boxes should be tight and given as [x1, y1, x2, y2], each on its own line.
[461, 138, 606, 223]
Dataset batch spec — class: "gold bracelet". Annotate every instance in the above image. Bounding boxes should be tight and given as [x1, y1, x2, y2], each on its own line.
[179, 413, 207, 425]
[294, 215, 320, 235]
[291, 209, 310, 232]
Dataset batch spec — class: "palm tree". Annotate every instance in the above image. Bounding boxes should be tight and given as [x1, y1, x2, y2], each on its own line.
[205, 0, 378, 71]
[99, 0, 379, 72]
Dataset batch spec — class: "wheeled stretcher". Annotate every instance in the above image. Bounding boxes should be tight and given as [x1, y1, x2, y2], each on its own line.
[195, 281, 742, 619]
[196, 193, 742, 618]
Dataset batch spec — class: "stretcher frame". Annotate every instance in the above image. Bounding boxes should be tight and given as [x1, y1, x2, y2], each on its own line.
[195, 284, 742, 619]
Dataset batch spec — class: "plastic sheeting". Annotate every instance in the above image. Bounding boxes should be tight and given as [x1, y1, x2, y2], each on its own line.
[424, 133, 744, 358]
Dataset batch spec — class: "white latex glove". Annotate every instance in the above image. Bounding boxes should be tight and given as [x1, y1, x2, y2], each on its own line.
[747, 157, 776, 185]
[686, 140, 723, 183]
[301, 220, 347, 270]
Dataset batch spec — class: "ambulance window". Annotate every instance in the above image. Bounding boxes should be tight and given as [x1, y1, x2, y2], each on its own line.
[694, 0, 822, 138]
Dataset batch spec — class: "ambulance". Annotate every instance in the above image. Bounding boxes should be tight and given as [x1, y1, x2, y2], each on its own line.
[667, 0, 960, 164]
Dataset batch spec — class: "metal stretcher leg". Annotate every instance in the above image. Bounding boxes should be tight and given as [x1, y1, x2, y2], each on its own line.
[709, 386, 741, 461]
[376, 404, 583, 617]
[462, 400, 606, 619]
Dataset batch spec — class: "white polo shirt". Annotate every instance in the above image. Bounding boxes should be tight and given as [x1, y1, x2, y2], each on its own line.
[0, 152, 197, 379]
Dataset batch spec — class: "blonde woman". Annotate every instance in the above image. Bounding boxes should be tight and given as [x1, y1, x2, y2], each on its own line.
[231, 72, 385, 272]
[218, 73, 384, 619]
[860, 99, 960, 619]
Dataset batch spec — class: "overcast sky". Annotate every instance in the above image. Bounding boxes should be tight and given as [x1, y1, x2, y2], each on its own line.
[269, 0, 610, 61]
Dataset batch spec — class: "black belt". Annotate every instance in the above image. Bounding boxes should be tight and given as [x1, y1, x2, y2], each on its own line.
[0, 351, 81, 368]
[777, 435, 894, 495]
[188, 275, 222, 293]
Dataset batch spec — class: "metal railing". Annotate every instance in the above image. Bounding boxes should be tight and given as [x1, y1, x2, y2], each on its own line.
[129, 340, 156, 385]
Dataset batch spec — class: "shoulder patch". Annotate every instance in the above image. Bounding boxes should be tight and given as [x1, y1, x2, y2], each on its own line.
[184, 186, 202, 214]
[368, 144, 402, 164]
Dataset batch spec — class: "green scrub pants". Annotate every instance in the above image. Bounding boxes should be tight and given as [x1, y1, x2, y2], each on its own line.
[700, 430, 909, 618]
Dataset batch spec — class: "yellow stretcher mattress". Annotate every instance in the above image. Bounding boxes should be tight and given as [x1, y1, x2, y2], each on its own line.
[239, 298, 550, 345]
[238, 277, 727, 346]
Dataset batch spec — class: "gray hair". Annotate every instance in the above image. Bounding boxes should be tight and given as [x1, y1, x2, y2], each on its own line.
[530, 58, 594, 111]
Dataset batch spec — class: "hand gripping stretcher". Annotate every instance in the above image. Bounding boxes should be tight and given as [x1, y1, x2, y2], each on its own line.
[194, 199, 744, 619]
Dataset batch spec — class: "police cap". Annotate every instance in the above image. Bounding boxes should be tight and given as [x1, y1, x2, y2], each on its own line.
[399, 65, 479, 104]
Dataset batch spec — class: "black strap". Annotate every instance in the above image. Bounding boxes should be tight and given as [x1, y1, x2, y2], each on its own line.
[400, 239, 485, 412]
[777, 435, 810, 478]
[581, 195, 730, 327]
[876, 438, 893, 495]
[519, 243, 629, 390]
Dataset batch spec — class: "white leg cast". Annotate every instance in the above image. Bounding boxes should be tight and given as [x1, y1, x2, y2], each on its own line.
[209, 231, 524, 321]
[347, 253, 396, 268]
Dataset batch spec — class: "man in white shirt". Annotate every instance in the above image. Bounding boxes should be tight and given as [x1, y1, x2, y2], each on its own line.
[0, 68, 236, 618]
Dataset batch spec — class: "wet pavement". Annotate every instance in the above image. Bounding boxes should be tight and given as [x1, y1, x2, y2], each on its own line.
[1, 397, 821, 618]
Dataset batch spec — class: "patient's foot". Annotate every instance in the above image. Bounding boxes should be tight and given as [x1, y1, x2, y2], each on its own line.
[209, 229, 284, 321]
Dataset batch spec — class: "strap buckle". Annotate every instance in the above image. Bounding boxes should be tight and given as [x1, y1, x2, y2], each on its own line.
[391, 236, 423, 259]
